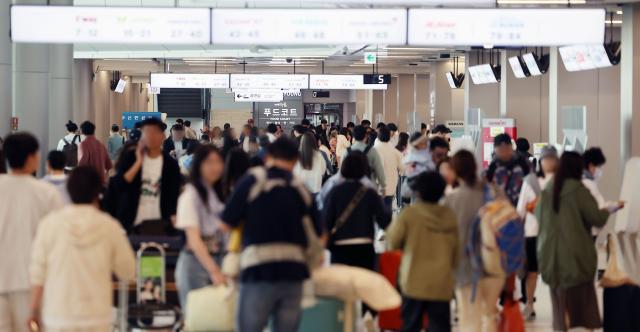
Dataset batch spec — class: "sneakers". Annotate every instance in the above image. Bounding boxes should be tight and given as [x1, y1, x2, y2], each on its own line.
[522, 305, 536, 321]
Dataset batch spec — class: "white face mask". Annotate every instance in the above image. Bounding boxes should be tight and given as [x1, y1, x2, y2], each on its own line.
[594, 167, 604, 181]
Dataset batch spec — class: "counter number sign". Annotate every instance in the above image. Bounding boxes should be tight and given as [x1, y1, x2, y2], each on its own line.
[364, 52, 377, 64]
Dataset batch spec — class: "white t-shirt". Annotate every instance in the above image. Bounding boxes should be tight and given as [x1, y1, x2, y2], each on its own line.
[294, 151, 327, 194]
[134, 156, 163, 225]
[0, 174, 64, 292]
[176, 184, 226, 252]
[56, 133, 80, 151]
[173, 140, 185, 159]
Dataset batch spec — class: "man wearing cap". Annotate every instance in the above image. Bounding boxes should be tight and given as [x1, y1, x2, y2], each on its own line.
[106, 118, 181, 234]
[430, 124, 452, 142]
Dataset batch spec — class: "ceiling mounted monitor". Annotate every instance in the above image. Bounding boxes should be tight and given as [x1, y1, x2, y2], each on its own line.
[408, 8, 604, 46]
[468, 64, 500, 85]
[522, 53, 549, 76]
[445, 72, 465, 88]
[559, 44, 617, 72]
[508, 56, 530, 79]
[114, 79, 126, 93]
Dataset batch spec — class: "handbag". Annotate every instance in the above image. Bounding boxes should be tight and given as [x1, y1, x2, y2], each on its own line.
[184, 285, 237, 332]
[221, 224, 244, 278]
[601, 232, 640, 287]
[498, 298, 525, 332]
[330, 185, 369, 236]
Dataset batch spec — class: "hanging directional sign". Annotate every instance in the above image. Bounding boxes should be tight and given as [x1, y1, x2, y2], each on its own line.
[363, 74, 391, 84]
[364, 52, 377, 64]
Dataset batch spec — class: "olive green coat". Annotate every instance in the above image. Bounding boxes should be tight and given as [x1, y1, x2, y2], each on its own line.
[386, 202, 459, 301]
[535, 179, 609, 289]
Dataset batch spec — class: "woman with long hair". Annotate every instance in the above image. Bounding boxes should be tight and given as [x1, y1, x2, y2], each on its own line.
[444, 149, 504, 331]
[395, 132, 410, 155]
[516, 145, 559, 320]
[174, 145, 228, 310]
[536, 151, 623, 332]
[221, 148, 250, 199]
[211, 126, 223, 149]
[293, 132, 327, 194]
[323, 151, 391, 318]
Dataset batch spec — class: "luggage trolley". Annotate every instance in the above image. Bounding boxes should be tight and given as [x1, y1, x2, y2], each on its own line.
[120, 242, 182, 331]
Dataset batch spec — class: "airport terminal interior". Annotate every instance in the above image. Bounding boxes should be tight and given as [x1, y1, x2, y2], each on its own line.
[2, 0, 640, 331]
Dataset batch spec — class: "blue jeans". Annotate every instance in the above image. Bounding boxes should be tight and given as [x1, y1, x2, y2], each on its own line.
[383, 195, 394, 212]
[237, 281, 303, 332]
[174, 250, 224, 310]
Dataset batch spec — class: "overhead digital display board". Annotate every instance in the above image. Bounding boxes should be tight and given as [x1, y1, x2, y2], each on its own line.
[408, 9, 605, 46]
[309, 75, 387, 90]
[211, 9, 407, 45]
[230, 74, 309, 90]
[11, 6, 211, 44]
[150, 74, 230, 89]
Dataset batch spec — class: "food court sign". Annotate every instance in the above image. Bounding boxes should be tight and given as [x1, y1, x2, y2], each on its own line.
[254, 96, 303, 130]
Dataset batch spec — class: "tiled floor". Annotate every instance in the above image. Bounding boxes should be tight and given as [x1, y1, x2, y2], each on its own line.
[451, 278, 603, 332]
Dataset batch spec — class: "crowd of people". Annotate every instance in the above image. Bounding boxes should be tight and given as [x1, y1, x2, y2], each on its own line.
[0, 115, 631, 332]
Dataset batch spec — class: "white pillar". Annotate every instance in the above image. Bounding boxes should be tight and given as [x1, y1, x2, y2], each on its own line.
[12, 0, 73, 172]
[0, 0, 12, 136]
[620, 4, 640, 166]
[548, 47, 559, 145]
[499, 50, 508, 118]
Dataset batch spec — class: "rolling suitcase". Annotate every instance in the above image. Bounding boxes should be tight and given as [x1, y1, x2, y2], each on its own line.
[296, 297, 356, 332]
[378, 251, 427, 331]
[378, 251, 403, 331]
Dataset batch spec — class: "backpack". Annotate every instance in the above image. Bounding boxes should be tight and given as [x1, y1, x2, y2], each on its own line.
[466, 184, 525, 300]
[62, 135, 80, 168]
[346, 145, 373, 178]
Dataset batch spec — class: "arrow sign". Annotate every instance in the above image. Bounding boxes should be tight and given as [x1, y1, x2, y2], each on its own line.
[364, 52, 377, 64]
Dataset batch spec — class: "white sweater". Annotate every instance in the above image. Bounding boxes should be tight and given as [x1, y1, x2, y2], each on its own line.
[374, 141, 405, 196]
[30, 205, 136, 329]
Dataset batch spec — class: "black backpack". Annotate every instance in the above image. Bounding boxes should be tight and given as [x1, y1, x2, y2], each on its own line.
[62, 135, 80, 168]
[345, 145, 373, 178]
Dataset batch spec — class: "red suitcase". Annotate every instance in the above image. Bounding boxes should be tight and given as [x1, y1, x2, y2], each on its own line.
[378, 251, 404, 331]
[378, 250, 428, 331]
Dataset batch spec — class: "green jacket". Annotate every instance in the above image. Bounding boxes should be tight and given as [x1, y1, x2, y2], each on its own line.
[535, 178, 609, 289]
[386, 201, 459, 301]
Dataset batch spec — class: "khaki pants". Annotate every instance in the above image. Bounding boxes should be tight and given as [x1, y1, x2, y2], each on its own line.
[0, 291, 30, 332]
[456, 276, 505, 332]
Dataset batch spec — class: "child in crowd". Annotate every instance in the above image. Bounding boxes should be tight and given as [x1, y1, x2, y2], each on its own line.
[386, 171, 459, 332]
[42, 150, 70, 203]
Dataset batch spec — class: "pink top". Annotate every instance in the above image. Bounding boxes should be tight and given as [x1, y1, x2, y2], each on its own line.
[78, 136, 112, 183]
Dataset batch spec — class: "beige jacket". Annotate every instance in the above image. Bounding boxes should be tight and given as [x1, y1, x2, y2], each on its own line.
[30, 205, 135, 329]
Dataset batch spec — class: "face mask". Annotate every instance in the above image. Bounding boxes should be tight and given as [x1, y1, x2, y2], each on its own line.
[594, 167, 604, 181]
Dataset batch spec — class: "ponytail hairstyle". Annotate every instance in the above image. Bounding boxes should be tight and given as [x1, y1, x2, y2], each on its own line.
[552, 151, 584, 213]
